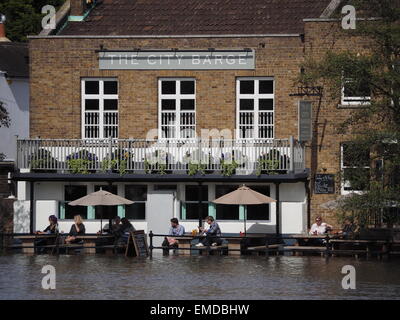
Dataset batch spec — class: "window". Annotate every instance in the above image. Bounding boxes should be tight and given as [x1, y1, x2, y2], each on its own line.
[125, 185, 147, 220]
[341, 143, 370, 192]
[82, 78, 118, 139]
[159, 78, 196, 139]
[181, 185, 208, 220]
[63, 186, 87, 219]
[246, 186, 270, 220]
[341, 78, 371, 106]
[94, 185, 118, 219]
[237, 77, 274, 139]
[215, 185, 239, 220]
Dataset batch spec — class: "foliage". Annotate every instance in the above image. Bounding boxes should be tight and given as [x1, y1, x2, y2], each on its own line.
[0, 0, 65, 42]
[29, 148, 58, 171]
[301, 0, 400, 227]
[0, 101, 10, 128]
[220, 160, 238, 176]
[187, 162, 206, 176]
[66, 150, 97, 174]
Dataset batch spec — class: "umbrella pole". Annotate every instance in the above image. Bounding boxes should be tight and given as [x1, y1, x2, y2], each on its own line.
[244, 205, 247, 236]
[100, 206, 103, 235]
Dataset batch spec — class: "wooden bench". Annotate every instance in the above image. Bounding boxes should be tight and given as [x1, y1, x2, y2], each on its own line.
[195, 245, 228, 256]
[246, 244, 281, 256]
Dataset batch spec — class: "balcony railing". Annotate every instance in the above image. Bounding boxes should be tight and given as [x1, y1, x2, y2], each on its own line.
[16, 137, 305, 175]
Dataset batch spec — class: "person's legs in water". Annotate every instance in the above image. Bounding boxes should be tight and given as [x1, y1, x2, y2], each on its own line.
[162, 237, 170, 255]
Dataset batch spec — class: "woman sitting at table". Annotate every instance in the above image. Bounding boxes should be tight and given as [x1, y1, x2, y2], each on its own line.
[35, 215, 59, 253]
[36, 215, 59, 235]
[65, 215, 86, 244]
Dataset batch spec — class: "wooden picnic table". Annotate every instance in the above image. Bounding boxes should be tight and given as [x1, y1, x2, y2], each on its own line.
[174, 234, 267, 256]
[14, 234, 57, 254]
[73, 235, 115, 254]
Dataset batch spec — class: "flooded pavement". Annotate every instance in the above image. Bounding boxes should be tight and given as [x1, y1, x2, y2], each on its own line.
[0, 253, 399, 300]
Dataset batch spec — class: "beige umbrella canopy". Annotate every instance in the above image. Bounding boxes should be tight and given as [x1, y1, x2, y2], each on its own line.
[68, 189, 134, 233]
[68, 189, 134, 206]
[212, 185, 276, 234]
[213, 185, 276, 205]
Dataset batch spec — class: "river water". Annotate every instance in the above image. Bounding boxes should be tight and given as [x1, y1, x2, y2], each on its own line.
[0, 253, 399, 300]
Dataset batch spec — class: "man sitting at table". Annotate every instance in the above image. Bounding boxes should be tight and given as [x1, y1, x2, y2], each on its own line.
[339, 217, 359, 239]
[99, 215, 122, 235]
[195, 216, 222, 247]
[309, 216, 333, 235]
[115, 218, 136, 244]
[162, 218, 185, 255]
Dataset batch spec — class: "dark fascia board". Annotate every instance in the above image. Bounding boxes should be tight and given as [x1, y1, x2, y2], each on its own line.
[12, 170, 309, 183]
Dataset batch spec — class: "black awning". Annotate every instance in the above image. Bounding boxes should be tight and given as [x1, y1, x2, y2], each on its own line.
[11, 170, 309, 183]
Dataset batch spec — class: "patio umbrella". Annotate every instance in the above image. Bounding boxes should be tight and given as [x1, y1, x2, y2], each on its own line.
[68, 189, 134, 233]
[212, 185, 276, 235]
[320, 194, 358, 210]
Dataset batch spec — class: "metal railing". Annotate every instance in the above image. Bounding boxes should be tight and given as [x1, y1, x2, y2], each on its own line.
[16, 137, 305, 174]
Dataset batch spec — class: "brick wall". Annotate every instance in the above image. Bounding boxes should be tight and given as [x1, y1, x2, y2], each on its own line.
[29, 20, 371, 227]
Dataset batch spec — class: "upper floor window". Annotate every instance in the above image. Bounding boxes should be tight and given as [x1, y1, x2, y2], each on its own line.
[82, 78, 118, 139]
[341, 78, 371, 106]
[237, 77, 274, 139]
[341, 142, 370, 193]
[159, 78, 196, 139]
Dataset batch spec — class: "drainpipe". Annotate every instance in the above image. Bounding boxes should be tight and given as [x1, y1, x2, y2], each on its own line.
[198, 182, 203, 229]
[275, 182, 280, 235]
[29, 181, 35, 234]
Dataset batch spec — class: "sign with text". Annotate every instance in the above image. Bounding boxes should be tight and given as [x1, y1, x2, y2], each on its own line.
[315, 174, 335, 194]
[298, 101, 312, 142]
[99, 50, 255, 70]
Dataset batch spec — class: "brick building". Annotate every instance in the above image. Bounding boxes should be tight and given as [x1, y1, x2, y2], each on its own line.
[12, 0, 369, 239]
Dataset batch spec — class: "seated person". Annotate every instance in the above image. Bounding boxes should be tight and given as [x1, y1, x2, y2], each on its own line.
[309, 216, 333, 235]
[65, 215, 86, 244]
[99, 216, 122, 235]
[339, 217, 359, 239]
[195, 216, 222, 247]
[35, 215, 59, 253]
[36, 215, 59, 235]
[115, 218, 136, 244]
[162, 218, 185, 255]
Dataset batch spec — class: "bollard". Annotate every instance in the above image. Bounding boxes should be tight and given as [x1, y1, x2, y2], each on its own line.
[149, 230, 153, 259]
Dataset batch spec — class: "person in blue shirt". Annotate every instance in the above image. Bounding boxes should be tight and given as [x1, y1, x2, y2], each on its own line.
[162, 218, 185, 255]
[196, 216, 222, 247]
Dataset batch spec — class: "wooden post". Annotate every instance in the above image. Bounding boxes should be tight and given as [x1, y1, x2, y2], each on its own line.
[275, 182, 280, 235]
[29, 181, 34, 234]
[198, 182, 203, 229]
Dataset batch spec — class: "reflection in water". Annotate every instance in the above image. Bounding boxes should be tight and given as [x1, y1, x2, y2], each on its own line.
[0, 253, 399, 300]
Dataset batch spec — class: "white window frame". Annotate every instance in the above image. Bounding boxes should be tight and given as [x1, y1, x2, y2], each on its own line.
[341, 78, 371, 106]
[340, 143, 370, 195]
[81, 78, 119, 139]
[236, 77, 275, 140]
[158, 78, 196, 140]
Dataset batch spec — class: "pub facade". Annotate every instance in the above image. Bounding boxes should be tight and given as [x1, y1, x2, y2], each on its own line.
[13, 0, 368, 238]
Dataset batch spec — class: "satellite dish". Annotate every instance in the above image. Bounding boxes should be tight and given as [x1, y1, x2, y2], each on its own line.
[0, 14, 6, 24]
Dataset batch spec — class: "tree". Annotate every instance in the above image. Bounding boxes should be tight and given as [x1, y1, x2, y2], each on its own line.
[0, 100, 11, 161]
[301, 0, 400, 228]
[0, 0, 65, 42]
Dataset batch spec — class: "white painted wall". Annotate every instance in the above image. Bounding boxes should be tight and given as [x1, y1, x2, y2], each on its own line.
[14, 181, 308, 235]
[0, 72, 29, 161]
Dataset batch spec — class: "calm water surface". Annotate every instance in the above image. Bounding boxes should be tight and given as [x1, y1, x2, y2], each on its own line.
[0, 253, 399, 300]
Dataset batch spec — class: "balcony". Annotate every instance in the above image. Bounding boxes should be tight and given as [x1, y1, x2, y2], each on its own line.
[16, 137, 305, 176]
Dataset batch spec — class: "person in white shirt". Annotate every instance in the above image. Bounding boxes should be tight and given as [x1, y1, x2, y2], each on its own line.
[309, 216, 333, 235]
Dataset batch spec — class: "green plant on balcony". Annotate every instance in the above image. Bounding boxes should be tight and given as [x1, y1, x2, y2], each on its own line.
[144, 149, 171, 174]
[220, 160, 239, 176]
[255, 150, 286, 175]
[29, 149, 58, 172]
[66, 150, 97, 174]
[101, 149, 130, 175]
[187, 162, 206, 176]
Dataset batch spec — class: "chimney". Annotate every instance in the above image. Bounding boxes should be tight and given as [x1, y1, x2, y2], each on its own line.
[0, 13, 10, 42]
[70, 0, 86, 17]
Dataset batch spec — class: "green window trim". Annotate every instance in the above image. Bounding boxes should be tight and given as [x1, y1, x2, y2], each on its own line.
[118, 205, 125, 218]
[87, 206, 95, 219]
